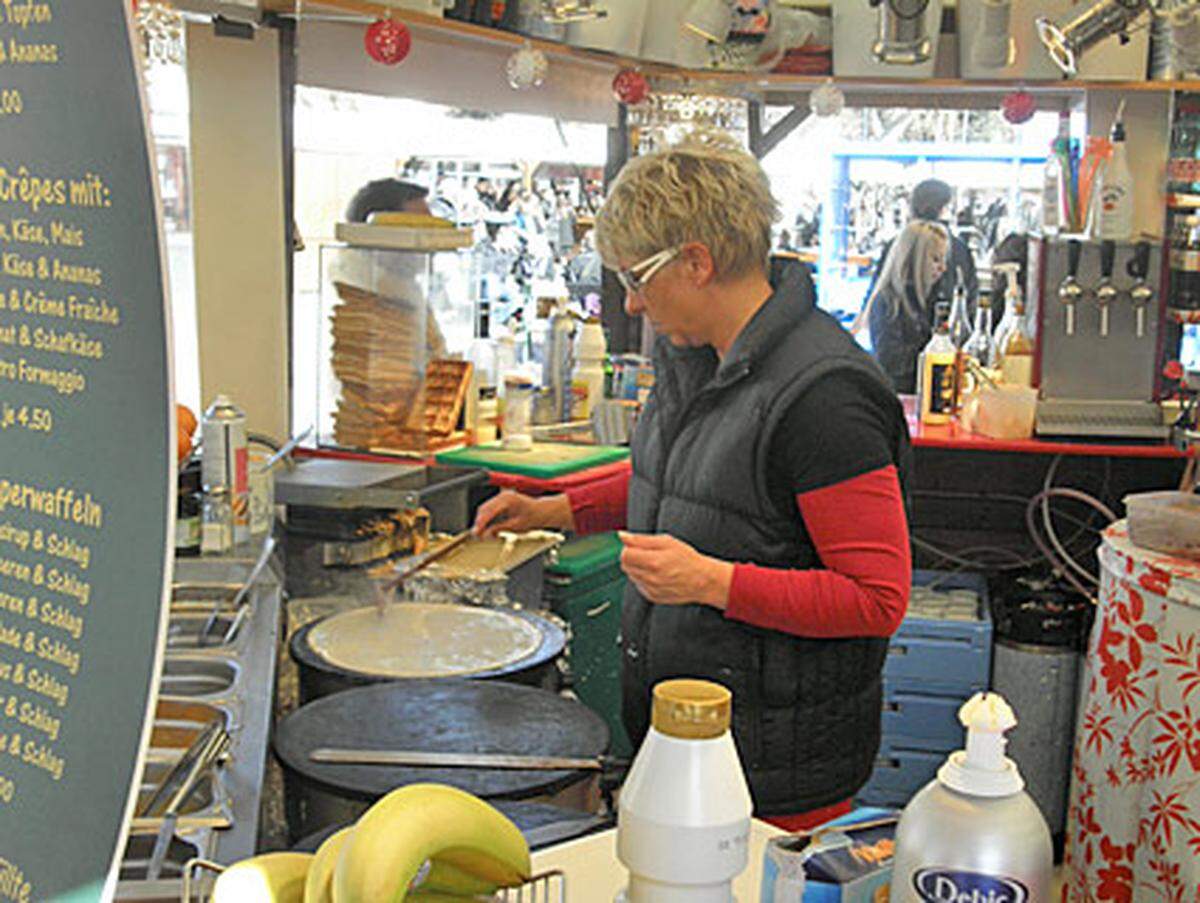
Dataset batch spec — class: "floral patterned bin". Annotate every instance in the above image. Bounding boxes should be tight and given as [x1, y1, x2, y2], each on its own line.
[1064, 521, 1200, 902]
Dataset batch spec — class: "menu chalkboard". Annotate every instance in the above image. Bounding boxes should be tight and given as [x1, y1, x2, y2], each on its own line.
[0, 2, 173, 900]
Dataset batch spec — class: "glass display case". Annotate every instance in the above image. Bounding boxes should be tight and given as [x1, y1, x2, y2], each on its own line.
[317, 243, 476, 453]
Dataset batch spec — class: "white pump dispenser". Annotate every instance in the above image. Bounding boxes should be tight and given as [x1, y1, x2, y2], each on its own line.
[938, 692, 1023, 797]
[890, 692, 1052, 903]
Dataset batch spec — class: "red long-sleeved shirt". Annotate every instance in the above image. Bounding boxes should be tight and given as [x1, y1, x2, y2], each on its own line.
[564, 464, 910, 638]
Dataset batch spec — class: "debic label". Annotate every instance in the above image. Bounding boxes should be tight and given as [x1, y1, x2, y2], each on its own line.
[912, 868, 1029, 903]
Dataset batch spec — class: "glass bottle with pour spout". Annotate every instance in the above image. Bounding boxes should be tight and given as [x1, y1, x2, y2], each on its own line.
[918, 304, 957, 425]
[946, 281, 972, 350]
[963, 294, 996, 370]
[616, 680, 753, 902]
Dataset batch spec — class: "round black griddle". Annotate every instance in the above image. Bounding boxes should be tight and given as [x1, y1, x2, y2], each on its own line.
[289, 607, 567, 704]
[292, 800, 612, 854]
[275, 680, 609, 804]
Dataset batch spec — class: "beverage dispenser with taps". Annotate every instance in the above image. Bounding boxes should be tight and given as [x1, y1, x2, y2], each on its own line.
[1058, 239, 1085, 337]
[1127, 240, 1155, 339]
[1094, 240, 1119, 338]
[1030, 236, 1168, 438]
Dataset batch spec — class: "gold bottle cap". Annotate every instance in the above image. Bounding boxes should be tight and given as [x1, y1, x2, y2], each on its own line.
[651, 679, 732, 740]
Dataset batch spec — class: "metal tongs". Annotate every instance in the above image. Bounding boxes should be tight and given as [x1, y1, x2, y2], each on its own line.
[197, 534, 275, 646]
[141, 721, 231, 880]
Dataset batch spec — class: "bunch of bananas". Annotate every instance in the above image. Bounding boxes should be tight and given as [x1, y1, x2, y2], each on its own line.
[211, 784, 532, 902]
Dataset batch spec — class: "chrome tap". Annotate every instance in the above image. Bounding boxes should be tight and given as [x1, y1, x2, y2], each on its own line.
[1126, 240, 1155, 339]
[1095, 240, 1118, 338]
[1058, 238, 1084, 336]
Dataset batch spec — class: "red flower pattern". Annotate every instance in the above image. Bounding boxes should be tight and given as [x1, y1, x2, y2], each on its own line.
[1163, 632, 1200, 703]
[1065, 527, 1200, 901]
[1084, 706, 1115, 756]
[1096, 838, 1134, 902]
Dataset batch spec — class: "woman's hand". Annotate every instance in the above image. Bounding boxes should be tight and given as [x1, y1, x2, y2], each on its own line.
[473, 490, 574, 537]
[618, 531, 733, 609]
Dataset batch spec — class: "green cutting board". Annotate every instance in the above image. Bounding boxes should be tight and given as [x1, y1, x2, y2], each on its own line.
[547, 533, 624, 582]
[437, 442, 629, 479]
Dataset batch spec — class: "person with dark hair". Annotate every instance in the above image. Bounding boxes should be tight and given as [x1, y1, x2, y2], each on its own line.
[906, 178, 978, 305]
[344, 178, 430, 223]
[858, 178, 980, 384]
[337, 177, 448, 358]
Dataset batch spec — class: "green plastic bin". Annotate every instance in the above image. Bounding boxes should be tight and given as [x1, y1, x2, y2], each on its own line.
[545, 533, 631, 757]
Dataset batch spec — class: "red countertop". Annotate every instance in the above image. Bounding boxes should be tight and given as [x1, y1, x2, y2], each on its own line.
[908, 419, 1188, 459]
[296, 423, 1189, 484]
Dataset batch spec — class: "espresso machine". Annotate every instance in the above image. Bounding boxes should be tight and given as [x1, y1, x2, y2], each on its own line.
[1030, 236, 1170, 439]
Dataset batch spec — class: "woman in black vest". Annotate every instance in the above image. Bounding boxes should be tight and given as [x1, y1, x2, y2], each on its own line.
[475, 133, 913, 828]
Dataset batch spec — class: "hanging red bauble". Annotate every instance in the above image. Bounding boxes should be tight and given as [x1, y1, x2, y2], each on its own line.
[1002, 90, 1036, 125]
[612, 68, 649, 106]
[365, 18, 411, 66]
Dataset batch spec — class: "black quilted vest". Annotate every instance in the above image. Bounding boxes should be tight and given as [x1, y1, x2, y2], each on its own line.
[620, 265, 911, 816]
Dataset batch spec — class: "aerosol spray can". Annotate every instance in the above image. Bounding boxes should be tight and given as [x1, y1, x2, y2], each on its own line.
[201, 395, 249, 550]
[890, 692, 1053, 902]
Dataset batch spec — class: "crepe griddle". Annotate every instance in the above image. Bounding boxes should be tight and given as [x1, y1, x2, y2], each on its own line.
[292, 801, 612, 853]
[289, 606, 566, 704]
[274, 680, 609, 801]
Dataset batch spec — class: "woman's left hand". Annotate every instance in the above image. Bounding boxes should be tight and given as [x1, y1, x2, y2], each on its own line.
[618, 532, 733, 609]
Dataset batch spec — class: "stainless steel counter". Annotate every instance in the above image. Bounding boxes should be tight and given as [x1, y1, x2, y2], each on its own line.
[116, 546, 283, 901]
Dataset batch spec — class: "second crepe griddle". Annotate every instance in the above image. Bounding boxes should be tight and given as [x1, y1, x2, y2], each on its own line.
[274, 680, 610, 801]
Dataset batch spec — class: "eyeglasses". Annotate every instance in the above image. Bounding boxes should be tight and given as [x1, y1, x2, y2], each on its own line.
[615, 247, 681, 295]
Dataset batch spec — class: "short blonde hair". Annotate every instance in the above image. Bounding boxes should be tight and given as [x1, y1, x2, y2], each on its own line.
[595, 131, 779, 280]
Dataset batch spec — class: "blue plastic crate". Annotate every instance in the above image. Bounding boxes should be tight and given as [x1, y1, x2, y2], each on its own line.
[884, 570, 992, 695]
[856, 739, 944, 808]
[881, 681, 966, 752]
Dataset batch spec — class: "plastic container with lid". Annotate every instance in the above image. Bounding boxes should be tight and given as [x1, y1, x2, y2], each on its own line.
[1124, 490, 1200, 558]
[616, 679, 752, 902]
[501, 374, 534, 451]
[575, 317, 607, 419]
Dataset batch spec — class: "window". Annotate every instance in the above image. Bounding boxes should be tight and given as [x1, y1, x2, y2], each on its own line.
[145, 57, 201, 415]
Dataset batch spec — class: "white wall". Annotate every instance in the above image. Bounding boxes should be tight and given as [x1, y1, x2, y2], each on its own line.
[187, 22, 290, 440]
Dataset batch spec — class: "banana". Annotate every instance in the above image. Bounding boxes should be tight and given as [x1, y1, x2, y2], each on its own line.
[332, 783, 530, 903]
[419, 859, 499, 897]
[212, 852, 313, 903]
[406, 893, 487, 903]
[304, 827, 355, 903]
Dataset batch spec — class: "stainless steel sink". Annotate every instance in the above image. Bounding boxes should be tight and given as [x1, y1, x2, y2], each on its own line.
[118, 548, 281, 901]
[149, 700, 228, 750]
[166, 612, 243, 649]
[159, 657, 237, 699]
[137, 760, 217, 815]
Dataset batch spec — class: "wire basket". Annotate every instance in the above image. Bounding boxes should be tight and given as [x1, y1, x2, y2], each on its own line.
[181, 859, 566, 902]
[498, 871, 567, 902]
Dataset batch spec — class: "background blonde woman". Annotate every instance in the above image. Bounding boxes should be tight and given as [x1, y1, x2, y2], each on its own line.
[853, 219, 949, 393]
[474, 133, 913, 829]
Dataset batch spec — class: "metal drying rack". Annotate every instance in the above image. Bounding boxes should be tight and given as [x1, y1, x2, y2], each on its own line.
[180, 859, 566, 902]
